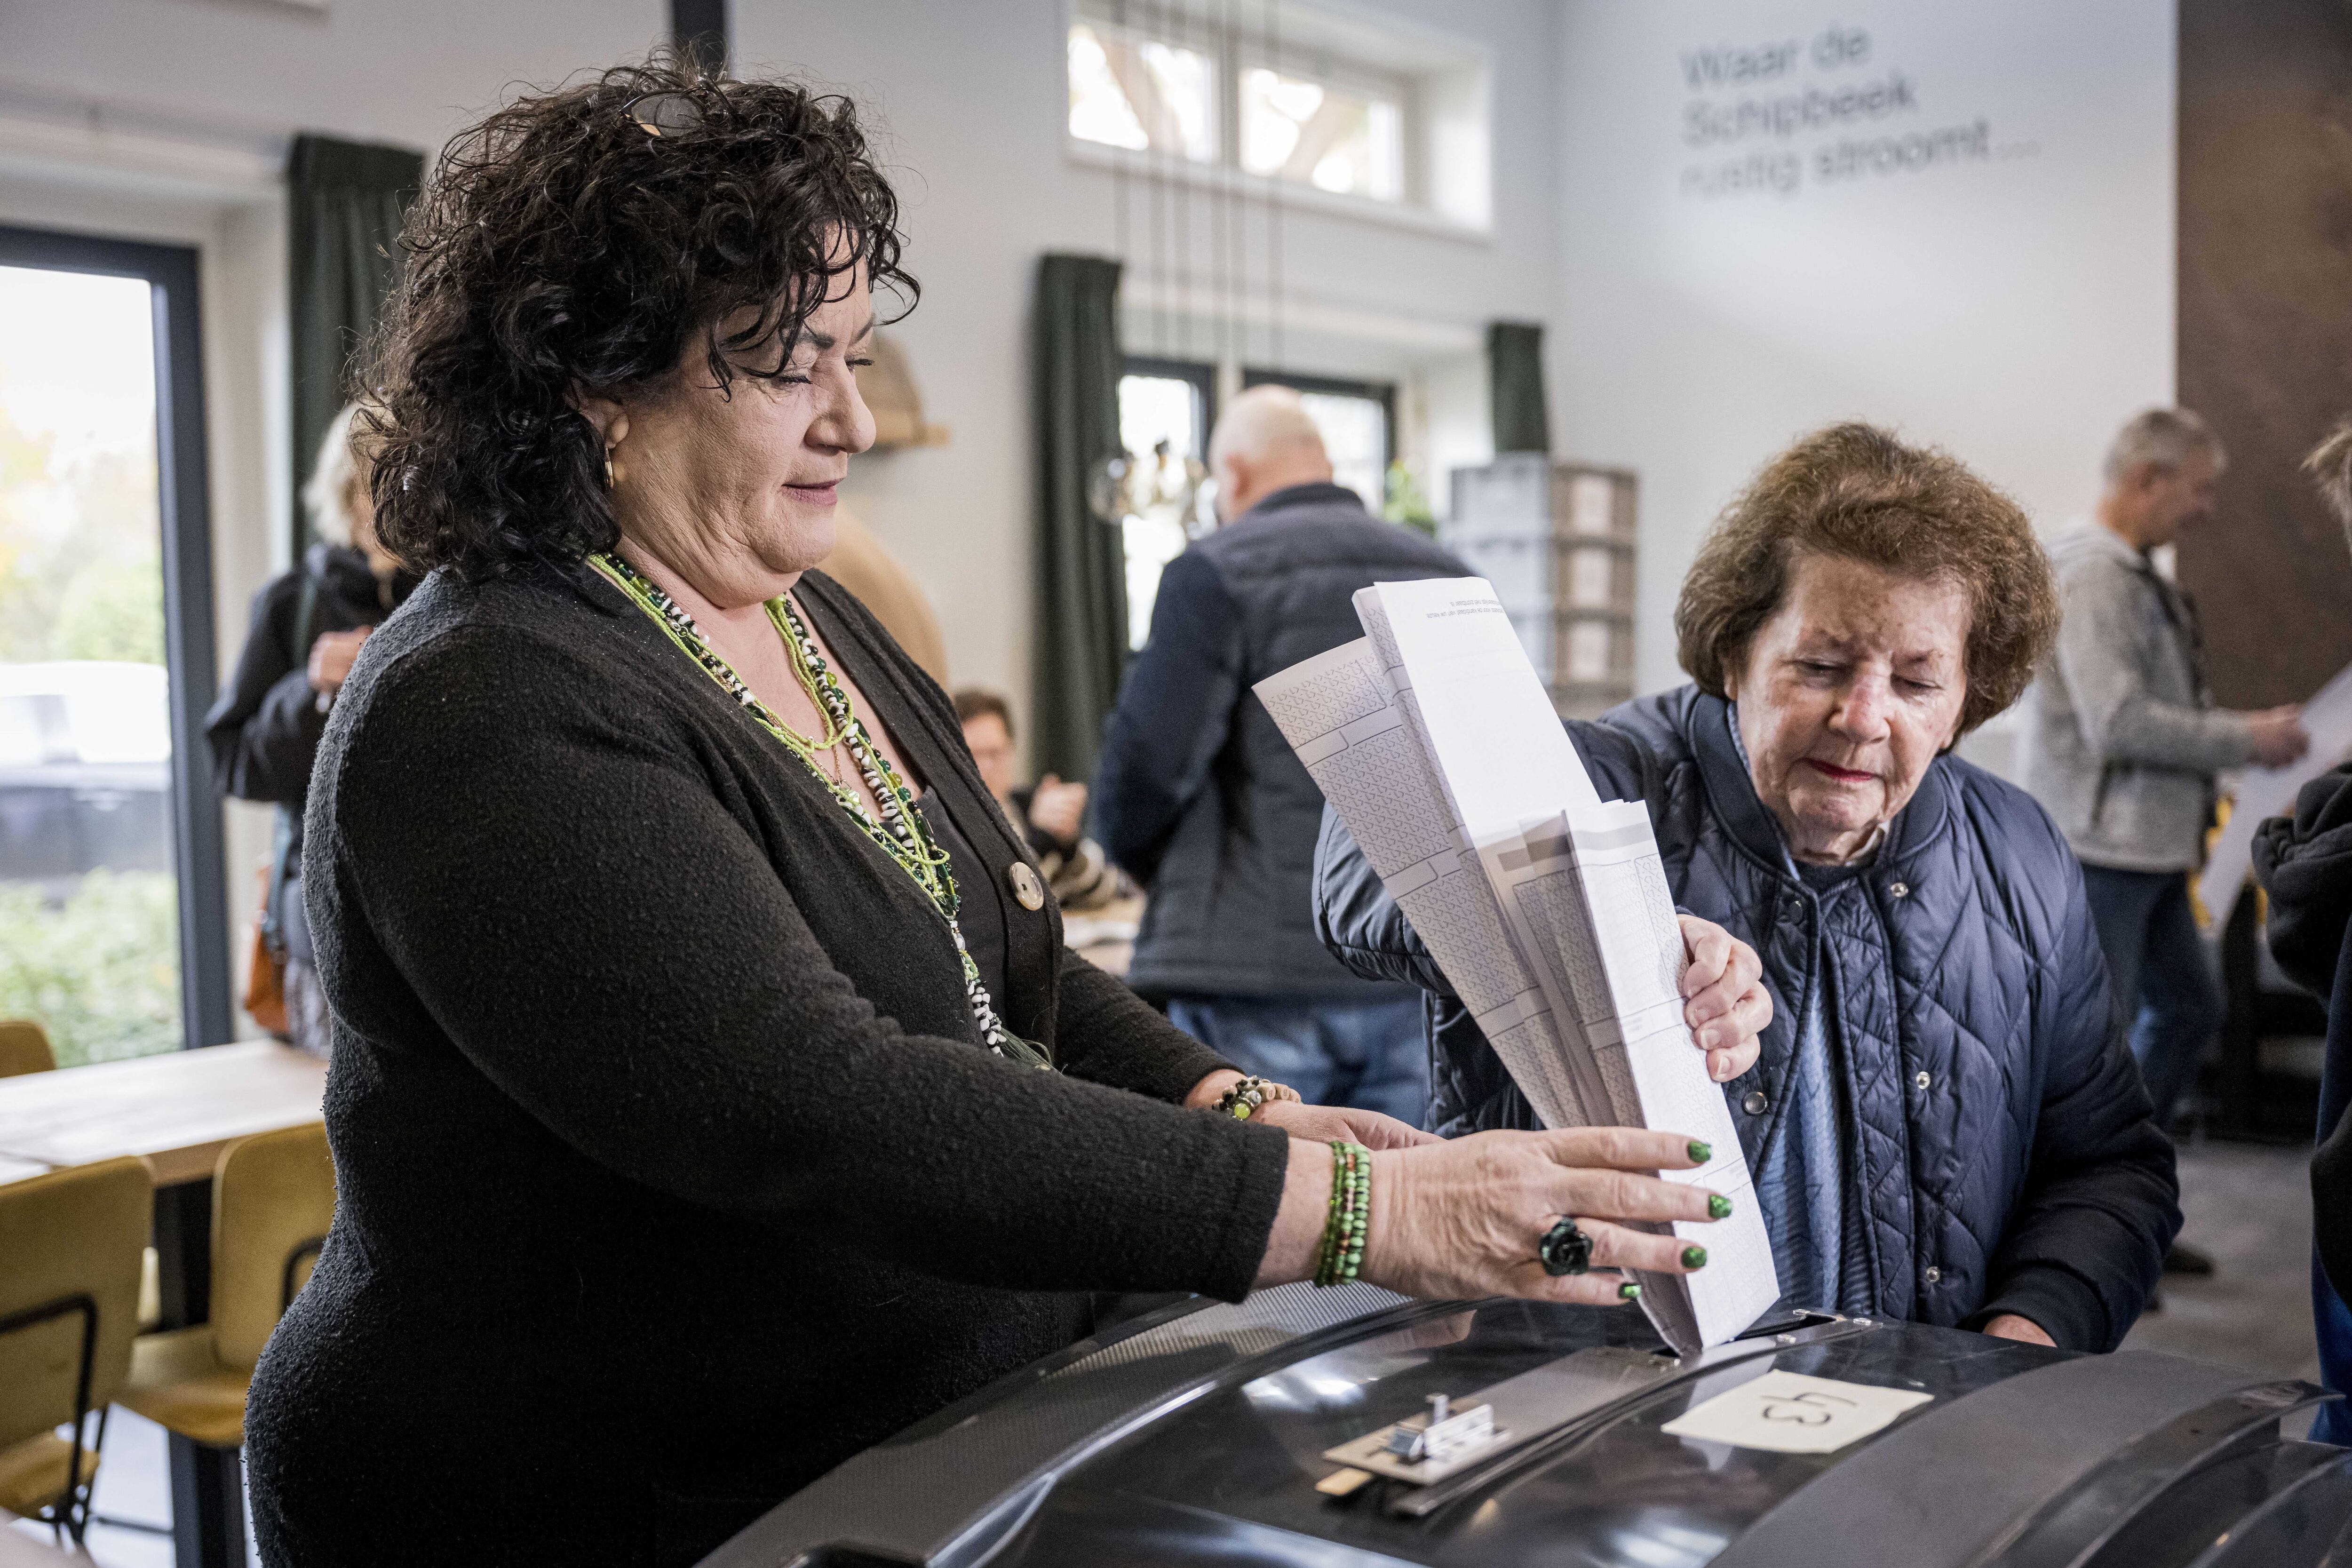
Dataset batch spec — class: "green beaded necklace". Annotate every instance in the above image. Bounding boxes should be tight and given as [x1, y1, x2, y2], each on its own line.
[590, 552, 1050, 1069]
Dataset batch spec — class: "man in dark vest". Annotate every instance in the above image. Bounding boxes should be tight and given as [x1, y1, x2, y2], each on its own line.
[1093, 385, 1467, 1123]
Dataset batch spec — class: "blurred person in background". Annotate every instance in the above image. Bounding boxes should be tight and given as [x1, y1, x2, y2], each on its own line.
[205, 401, 417, 1057]
[954, 687, 1129, 910]
[2254, 418, 2352, 1445]
[2020, 407, 2309, 1278]
[1093, 385, 1468, 1125]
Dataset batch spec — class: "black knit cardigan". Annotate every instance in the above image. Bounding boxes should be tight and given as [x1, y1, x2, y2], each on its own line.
[244, 562, 1289, 1568]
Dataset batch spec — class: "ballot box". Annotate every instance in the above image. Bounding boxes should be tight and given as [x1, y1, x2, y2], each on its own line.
[707, 1284, 2348, 1568]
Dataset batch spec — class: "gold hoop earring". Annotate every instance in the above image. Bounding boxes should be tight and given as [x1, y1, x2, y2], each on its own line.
[604, 447, 617, 489]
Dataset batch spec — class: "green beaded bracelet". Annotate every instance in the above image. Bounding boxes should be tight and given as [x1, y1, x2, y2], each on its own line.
[1313, 1141, 1372, 1288]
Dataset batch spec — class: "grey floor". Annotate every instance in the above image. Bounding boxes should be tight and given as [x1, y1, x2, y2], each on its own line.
[7, 1143, 2328, 1564]
[2122, 1138, 2325, 1385]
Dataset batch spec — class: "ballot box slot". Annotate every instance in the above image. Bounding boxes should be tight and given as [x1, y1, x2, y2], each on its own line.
[1315, 1315, 1880, 1519]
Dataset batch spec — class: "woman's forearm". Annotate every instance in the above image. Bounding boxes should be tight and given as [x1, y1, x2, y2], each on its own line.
[1185, 1068, 1245, 1110]
[1047, 949, 1232, 1103]
[1253, 1136, 1335, 1288]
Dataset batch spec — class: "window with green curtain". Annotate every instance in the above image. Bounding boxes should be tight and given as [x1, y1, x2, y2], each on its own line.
[1487, 320, 1552, 455]
[288, 134, 425, 556]
[1031, 253, 1130, 783]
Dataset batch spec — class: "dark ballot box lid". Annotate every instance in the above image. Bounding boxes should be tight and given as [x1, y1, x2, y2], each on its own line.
[703, 1282, 2350, 1568]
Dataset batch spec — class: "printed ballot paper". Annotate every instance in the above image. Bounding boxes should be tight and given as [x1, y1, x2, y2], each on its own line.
[1254, 577, 1779, 1353]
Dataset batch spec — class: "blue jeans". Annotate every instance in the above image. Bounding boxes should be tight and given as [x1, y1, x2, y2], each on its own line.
[2079, 865, 2225, 1130]
[1166, 994, 1430, 1128]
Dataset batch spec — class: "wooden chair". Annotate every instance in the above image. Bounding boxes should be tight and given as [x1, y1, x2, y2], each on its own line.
[0, 1020, 55, 1079]
[0, 1156, 152, 1546]
[118, 1123, 335, 1451]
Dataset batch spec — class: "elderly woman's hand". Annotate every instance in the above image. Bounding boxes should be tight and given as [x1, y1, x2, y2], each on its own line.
[1341, 1127, 1722, 1303]
[1679, 914, 1770, 1083]
[1981, 1313, 2056, 1346]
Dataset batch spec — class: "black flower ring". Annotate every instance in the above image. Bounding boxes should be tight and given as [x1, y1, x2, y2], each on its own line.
[1539, 1217, 1594, 1276]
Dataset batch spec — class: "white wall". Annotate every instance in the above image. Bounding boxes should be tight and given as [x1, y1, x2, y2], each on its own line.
[0, 0, 665, 154]
[734, 0, 1563, 717]
[1553, 0, 2176, 699]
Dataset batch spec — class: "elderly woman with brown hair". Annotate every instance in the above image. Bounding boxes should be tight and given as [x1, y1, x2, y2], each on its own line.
[245, 60, 1777, 1568]
[1321, 422, 2180, 1353]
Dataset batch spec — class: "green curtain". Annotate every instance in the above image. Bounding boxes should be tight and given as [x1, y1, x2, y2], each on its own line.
[288, 134, 425, 555]
[1031, 253, 1130, 783]
[670, 0, 730, 76]
[1487, 320, 1552, 454]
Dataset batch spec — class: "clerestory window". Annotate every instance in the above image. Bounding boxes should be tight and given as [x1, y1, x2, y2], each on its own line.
[1065, 0, 1488, 230]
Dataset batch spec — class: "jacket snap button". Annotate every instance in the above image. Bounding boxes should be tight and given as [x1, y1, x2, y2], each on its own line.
[1741, 1090, 1769, 1115]
[1008, 862, 1045, 910]
[1924, 1265, 1942, 1284]
[1890, 882, 1910, 899]
[1914, 1071, 1931, 1090]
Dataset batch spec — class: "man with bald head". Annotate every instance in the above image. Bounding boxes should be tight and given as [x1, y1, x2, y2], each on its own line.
[1093, 385, 1466, 1122]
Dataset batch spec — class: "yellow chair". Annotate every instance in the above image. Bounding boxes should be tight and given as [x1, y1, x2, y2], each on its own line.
[0, 1019, 167, 1337]
[0, 1156, 152, 1545]
[0, 1019, 55, 1078]
[118, 1123, 335, 1451]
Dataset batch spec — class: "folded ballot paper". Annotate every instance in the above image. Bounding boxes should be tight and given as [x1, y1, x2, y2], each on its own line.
[1255, 576, 1777, 1353]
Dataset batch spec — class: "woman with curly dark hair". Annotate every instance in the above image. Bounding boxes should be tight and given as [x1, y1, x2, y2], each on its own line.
[246, 61, 1772, 1566]
[1320, 422, 2181, 1356]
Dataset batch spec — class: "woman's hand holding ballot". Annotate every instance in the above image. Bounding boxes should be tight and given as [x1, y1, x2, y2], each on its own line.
[1291, 1127, 1729, 1305]
[1679, 914, 1771, 1084]
[1245, 916, 1772, 1306]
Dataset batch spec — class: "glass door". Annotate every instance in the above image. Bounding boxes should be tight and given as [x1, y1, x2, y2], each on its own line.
[0, 228, 225, 1063]
[1116, 356, 1217, 651]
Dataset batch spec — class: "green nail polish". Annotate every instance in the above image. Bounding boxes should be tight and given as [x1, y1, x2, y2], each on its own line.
[1687, 1140, 1712, 1164]
[1618, 1281, 1643, 1301]
[1708, 1194, 1733, 1220]
[1683, 1245, 1709, 1270]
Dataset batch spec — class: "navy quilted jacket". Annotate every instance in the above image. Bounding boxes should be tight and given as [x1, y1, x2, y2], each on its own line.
[1314, 685, 2179, 1351]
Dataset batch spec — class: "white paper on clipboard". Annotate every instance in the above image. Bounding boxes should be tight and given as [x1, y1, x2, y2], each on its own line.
[2199, 659, 2352, 921]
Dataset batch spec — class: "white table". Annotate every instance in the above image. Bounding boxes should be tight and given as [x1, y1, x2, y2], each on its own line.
[0, 1040, 326, 1188]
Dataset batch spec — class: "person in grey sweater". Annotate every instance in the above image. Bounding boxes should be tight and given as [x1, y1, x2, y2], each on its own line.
[2021, 409, 2309, 1274]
